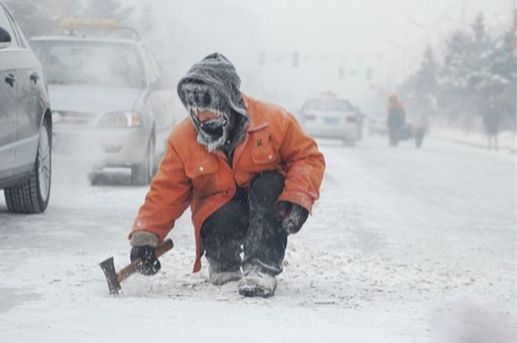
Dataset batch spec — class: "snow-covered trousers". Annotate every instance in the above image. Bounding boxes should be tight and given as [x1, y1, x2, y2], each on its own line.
[200, 171, 287, 276]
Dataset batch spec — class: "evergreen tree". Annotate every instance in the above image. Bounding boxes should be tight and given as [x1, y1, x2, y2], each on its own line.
[439, 31, 472, 123]
[487, 30, 517, 131]
[439, 14, 493, 129]
[466, 14, 492, 106]
[471, 14, 487, 50]
[401, 12, 515, 132]
[400, 47, 439, 122]
[415, 47, 439, 115]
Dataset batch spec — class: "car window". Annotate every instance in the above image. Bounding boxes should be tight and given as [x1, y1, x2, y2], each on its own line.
[146, 50, 161, 77]
[140, 48, 158, 84]
[7, 11, 27, 49]
[304, 99, 352, 112]
[31, 41, 146, 88]
[0, 5, 19, 48]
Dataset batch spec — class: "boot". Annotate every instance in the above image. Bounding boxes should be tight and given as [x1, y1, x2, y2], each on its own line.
[208, 264, 242, 286]
[238, 265, 277, 298]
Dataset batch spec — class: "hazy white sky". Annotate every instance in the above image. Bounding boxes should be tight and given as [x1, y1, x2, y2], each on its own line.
[231, 0, 511, 56]
[133, 0, 514, 109]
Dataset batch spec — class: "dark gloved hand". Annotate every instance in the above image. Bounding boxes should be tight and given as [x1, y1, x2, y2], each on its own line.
[130, 245, 161, 276]
[275, 201, 309, 234]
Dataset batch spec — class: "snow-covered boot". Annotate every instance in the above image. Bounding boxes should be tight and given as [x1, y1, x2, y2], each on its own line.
[208, 265, 242, 286]
[238, 266, 277, 297]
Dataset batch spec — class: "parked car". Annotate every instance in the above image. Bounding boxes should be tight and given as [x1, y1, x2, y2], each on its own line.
[299, 95, 359, 146]
[367, 113, 388, 136]
[30, 19, 176, 185]
[0, 2, 52, 213]
[351, 104, 366, 141]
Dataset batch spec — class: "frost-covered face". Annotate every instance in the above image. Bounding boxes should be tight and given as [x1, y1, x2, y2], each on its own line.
[181, 82, 233, 153]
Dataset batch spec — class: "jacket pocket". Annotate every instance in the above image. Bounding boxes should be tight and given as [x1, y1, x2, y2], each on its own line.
[185, 160, 219, 178]
[185, 161, 219, 198]
[251, 146, 279, 165]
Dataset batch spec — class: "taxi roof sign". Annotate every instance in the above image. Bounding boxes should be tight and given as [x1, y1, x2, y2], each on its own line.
[61, 18, 119, 31]
[60, 18, 140, 41]
[319, 91, 337, 98]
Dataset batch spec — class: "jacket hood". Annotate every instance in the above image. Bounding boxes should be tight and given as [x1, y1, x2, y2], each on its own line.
[177, 53, 249, 119]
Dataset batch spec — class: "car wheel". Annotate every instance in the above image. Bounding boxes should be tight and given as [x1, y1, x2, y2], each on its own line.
[5, 120, 52, 214]
[131, 135, 155, 186]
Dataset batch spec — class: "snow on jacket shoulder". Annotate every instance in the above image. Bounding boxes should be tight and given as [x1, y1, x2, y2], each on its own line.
[129, 95, 326, 272]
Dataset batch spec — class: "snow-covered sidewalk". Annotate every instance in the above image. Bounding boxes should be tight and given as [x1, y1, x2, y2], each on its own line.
[431, 127, 516, 152]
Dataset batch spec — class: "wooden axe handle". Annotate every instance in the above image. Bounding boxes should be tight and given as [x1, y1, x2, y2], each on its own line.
[117, 239, 174, 283]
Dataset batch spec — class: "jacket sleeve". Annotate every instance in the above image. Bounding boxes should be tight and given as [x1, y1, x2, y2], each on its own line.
[128, 138, 192, 242]
[277, 113, 326, 213]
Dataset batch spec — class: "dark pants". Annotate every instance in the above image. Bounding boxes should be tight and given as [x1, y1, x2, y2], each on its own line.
[200, 172, 287, 276]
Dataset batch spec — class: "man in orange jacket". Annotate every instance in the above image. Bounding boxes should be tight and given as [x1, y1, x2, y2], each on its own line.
[128, 53, 325, 297]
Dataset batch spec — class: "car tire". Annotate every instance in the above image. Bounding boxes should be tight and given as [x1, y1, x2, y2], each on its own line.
[131, 135, 155, 186]
[5, 120, 52, 214]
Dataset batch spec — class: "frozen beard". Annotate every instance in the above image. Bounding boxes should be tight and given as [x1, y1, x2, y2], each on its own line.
[181, 82, 233, 153]
[192, 112, 231, 153]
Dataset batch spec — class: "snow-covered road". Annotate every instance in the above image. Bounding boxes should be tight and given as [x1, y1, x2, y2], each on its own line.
[0, 137, 515, 343]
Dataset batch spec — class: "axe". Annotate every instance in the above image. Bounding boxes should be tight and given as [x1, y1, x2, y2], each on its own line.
[99, 239, 174, 295]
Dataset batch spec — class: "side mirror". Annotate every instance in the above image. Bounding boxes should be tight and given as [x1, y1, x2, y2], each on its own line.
[0, 27, 11, 49]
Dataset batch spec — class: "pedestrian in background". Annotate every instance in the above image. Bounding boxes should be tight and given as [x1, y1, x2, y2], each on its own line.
[411, 110, 429, 149]
[387, 93, 406, 147]
[483, 101, 501, 151]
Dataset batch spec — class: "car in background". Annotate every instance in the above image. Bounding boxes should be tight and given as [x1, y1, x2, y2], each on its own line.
[30, 19, 176, 185]
[299, 95, 360, 146]
[351, 104, 366, 141]
[367, 112, 388, 136]
[0, 1, 52, 213]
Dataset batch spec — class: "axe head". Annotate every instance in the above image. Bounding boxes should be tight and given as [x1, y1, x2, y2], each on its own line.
[99, 257, 121, 295]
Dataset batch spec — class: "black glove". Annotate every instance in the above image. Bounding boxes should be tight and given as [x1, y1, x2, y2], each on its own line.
[130, 245, 161, 276]
[275, 201, 309, 234]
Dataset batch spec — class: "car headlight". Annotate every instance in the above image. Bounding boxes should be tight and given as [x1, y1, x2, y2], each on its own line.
[98, 111, 141, 128]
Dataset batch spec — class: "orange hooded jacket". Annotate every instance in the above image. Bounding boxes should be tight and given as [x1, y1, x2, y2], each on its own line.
[129, 95, 326, 272]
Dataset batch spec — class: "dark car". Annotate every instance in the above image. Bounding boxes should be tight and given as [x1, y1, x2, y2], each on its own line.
[0, 2, 52, 213]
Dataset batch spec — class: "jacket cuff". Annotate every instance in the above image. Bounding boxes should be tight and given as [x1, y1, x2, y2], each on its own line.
[130, 231, 160, 248]
[277, 191, 313, 214]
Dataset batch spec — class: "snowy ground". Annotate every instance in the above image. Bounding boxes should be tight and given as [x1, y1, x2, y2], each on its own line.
[0, 136, 515, 343]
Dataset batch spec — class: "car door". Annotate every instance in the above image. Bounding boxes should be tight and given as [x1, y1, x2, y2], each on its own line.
[6, 9, 45, 171]
[141, 48, 174, 156]
[0, 5, 18, 180]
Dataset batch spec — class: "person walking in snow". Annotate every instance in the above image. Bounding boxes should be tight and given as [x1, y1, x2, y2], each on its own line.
[483, 101, 501, 151]
[386, 93, 406, 147]
[410, 110, 429, 149]
[128, 53, 326, 297]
